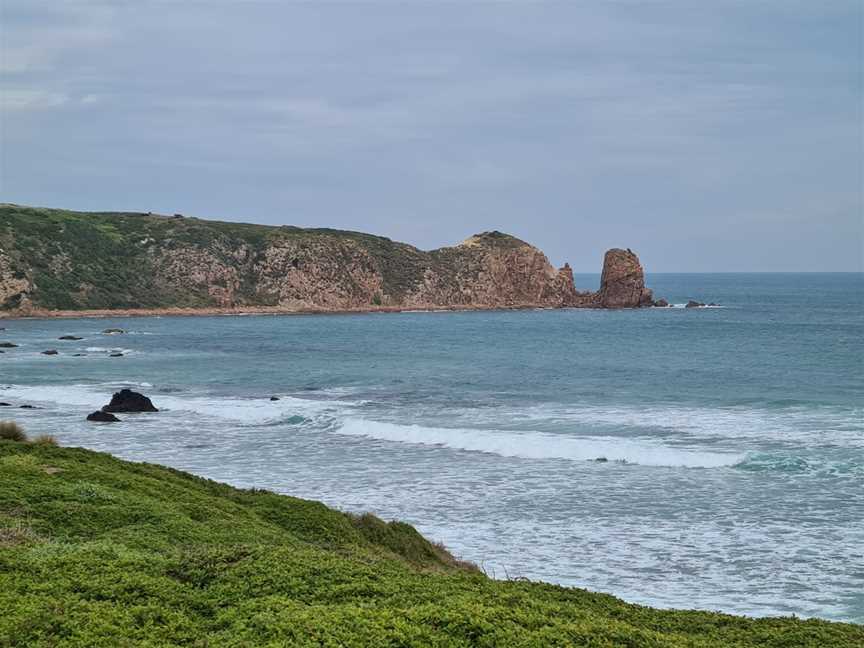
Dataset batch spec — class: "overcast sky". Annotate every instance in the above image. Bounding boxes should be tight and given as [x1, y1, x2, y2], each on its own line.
[1, 1, 861, 271]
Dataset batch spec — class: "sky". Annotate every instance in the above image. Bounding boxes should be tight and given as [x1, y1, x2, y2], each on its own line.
[1, 1, 861, 272]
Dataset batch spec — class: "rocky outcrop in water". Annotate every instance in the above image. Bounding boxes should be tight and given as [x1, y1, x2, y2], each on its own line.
[102, 389, 158, 413]
[0, 204, 660, 312]
[87, 411, 120, 422]
[595, 248, 655, 308]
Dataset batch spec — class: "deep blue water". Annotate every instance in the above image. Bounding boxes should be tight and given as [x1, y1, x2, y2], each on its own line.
[2, 273, 862, 622]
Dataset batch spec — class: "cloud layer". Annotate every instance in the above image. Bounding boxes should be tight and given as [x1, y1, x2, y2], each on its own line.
[1, 1, 861, 271]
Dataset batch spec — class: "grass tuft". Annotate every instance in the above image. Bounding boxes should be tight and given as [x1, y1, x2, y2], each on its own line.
[0, 421, 27, 442]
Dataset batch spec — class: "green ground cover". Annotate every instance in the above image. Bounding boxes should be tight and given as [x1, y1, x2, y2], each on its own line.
[0, 436, 860, 647]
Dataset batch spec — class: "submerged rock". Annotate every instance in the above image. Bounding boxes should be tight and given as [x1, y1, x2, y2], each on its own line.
[87, 410, 120, 422]
[58, 335, 83, 340]
[41, 350, 59, 355]
[102, 388, 158, 413]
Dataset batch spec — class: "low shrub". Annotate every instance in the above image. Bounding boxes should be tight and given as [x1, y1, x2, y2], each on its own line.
[0, 421, 26, 442]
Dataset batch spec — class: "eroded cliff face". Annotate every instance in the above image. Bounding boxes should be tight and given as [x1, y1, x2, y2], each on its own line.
[0, 248, 33, 311]
[0, 205, 657, 313]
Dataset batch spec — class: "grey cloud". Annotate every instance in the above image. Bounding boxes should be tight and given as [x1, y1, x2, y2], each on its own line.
[1, 0, 861, 271]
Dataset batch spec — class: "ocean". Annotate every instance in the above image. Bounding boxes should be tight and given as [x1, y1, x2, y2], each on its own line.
[2, 272, 862, 623]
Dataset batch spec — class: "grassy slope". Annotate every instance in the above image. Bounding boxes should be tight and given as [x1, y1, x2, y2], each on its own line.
[0, 441, 860, 647]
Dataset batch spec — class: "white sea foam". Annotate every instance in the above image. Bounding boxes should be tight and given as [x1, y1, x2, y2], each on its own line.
[84, 346, 136, 355]
[0, 384, 102, 408]
[502, 402, 864, 448]
[0, 383, 342, 424]
[334, 418, 742, 468]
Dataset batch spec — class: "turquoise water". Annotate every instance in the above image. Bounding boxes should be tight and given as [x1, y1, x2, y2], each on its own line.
[2, 273, 862, 622]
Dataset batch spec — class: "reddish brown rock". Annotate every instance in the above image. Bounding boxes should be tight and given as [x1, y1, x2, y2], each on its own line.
[596, 248, 654, 309]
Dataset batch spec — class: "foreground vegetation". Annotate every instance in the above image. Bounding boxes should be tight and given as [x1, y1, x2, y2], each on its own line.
[0, 436, 859, 647]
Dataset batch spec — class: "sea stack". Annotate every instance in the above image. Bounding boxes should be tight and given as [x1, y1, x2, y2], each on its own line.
[596, 248, 654, 309]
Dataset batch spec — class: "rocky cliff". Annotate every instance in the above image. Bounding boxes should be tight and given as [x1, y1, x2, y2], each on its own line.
[0, 204, 657, 314]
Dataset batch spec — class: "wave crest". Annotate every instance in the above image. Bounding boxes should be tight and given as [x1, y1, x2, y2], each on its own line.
[335, 419, 742, 468]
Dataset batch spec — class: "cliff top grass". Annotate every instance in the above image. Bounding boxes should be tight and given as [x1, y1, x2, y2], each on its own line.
[0, 436, 860, 647]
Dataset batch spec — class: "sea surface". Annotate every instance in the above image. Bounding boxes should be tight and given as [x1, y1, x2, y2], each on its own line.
[2, 273, 862, 623]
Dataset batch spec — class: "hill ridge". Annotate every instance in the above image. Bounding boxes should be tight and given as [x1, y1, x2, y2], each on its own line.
[0, 204, 655, 314]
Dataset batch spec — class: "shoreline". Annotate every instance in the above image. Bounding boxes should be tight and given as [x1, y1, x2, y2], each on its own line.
[0, 303, 570, 320]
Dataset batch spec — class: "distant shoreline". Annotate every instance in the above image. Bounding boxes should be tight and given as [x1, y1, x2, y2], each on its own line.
[0, 303, 569, 321]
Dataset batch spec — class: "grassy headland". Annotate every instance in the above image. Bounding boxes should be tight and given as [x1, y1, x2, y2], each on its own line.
[0, 437, 859, 646]
[1, 204, 583, 315]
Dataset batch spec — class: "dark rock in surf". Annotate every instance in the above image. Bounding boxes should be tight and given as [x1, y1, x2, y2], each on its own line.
[0, 342, 18, 348]
[102, 328, 125, 335]
[102, 388, 158, 413]
[41, 350, 59, 355]
[58, 335, 83, 340]
[87, 410, 120, 422]
[19, 404, 40, 409]
[110, 352, 124, 357]
[654, 298, 670, 308]
[594, 457, 609, 463]
[0, 402, 11, 407]
[685, 300, 705, 309]
[270, 396, 280, 401]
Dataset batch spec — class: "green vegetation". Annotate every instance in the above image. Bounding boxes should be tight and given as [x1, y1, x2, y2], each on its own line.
[0, 438, 859, 646]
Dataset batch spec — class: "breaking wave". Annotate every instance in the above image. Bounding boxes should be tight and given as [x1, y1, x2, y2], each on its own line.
[334, 419, 742, 468]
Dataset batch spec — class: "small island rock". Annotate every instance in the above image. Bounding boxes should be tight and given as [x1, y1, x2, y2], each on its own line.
[102, 388, 158, 413]
[594, 249, 655, 309]
[87, 411, 121, 422]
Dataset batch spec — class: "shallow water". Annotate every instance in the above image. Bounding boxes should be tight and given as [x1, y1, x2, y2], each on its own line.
[2, 273, 862, 622]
